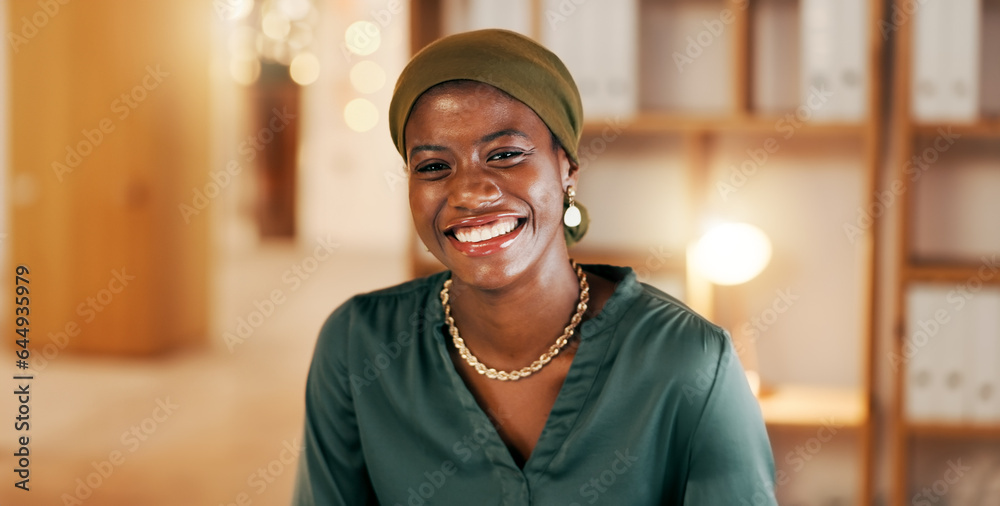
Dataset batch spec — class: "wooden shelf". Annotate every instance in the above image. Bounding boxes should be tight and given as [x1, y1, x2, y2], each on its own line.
[582, 112, 868, 137]
[905, 422, 1000, 439]
[890, 0, 1000, 501]
[913, 119, 1000, 138]
[758, 384, 868, 428]
[904, 262, 1000, 285]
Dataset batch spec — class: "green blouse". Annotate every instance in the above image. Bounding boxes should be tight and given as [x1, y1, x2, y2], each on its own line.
[292, 265, 777, 505]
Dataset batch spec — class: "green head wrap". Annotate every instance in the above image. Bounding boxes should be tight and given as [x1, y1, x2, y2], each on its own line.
[389, 28, 589, 247]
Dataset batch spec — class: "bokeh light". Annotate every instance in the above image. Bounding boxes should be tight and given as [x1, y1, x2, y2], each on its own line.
[220, 0, 254, 20]
[230, 56, 261, 85]
[345, 21, 380, 56]
[290, 52, 320, 85]
[344, 98, 379, 132]
[276, 0, 311, 20]
[349, 61, 386, 94]
[228, 26, 258, 58]
[262, 11, 291, 40]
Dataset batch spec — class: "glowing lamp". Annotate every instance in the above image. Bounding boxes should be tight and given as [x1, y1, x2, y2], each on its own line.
[689, 222, 772, 286]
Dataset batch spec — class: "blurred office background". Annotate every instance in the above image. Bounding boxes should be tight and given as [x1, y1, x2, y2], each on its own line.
[1, 0, 999, 505]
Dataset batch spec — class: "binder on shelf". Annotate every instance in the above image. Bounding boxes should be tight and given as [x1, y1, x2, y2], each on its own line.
[441, 0, 532, 37]
[752, 0, 799, 114]
[965, 289, 1000, 422]
[937, 305, 967, 421]
[541, 0, 638, 120]
[905, 285, 963, 422]
[440, 0, 468, 36]
[800, 0, 836, 119]
[911, 0, 946, 121]
[945, 0, 981, 122]
[800, 0, 868, 122]
[912, 0, 981, 122]
[596, 0, 638, 120]
[905, 286, 943, 422]
[837, 0, 867, 120]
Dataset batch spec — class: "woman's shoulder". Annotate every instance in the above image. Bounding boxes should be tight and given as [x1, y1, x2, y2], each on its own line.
[584, 263, 727, 340]
[636, 282, 726, 338]
[587, 264, 732, 374]
[331, 270, 448, 311]
[315, 271, 449, 345]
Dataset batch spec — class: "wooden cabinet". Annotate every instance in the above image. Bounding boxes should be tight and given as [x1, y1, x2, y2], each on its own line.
[7, 1, 211, 355]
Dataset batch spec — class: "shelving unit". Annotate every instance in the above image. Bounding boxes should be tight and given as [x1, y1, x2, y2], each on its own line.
[407, 1, 884, 503]
[890, 0, 1000, 503]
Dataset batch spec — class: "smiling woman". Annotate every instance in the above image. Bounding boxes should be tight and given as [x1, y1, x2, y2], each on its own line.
[292, 29, 777, 505]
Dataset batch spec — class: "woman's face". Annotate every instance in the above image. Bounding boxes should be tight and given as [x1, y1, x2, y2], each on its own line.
[405, 81, 578, 289]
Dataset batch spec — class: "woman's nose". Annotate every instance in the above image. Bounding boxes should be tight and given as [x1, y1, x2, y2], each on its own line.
[446, 164, 502, 210]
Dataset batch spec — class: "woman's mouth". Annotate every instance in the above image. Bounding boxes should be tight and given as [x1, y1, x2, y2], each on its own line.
[449, 216, 522, 243]
[443, 216, 525, 256]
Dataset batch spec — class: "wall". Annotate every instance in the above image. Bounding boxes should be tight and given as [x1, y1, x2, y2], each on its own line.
[296, 0, 411, 256]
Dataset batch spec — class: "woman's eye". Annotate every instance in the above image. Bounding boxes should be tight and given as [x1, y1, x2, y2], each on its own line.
[488, 151, 523, 162]
[415, 162, 448, 173]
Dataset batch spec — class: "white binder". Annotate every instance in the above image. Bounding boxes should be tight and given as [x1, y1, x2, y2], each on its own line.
[837, 0, 868, 120]
[801, 0, 837, 118]
[541, 0, 638, 120]
[906, 285, 965, 421]
[800, 0, 868, 121]
[944, 0, 981, 121]
[596, 0, 638, 120]
[442, 0, 532, 36]
[966, 289, 1000, 422]
[467, 0, 532, 35]
[912, 0, 947, 120]
[912, 0, 981, 121]
[937, 295, 966, 420]
[905, 286, 944, 421]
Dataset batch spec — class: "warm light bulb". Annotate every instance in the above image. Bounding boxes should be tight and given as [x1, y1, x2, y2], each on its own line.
[689, 222, 772, 286]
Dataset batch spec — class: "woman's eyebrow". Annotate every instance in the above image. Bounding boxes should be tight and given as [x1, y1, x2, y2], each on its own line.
[479, 129, 529, 144]
[408, 130, 530, 159]
[409, 144, 448, 160]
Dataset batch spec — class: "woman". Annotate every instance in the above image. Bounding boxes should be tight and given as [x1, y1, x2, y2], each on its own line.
[293, 29, 776, 505]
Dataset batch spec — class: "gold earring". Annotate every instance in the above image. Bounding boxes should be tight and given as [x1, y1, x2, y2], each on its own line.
[563, 186, 581, 227]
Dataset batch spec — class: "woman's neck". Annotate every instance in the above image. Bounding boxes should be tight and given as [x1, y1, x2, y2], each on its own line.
[446, 254, 583, 368]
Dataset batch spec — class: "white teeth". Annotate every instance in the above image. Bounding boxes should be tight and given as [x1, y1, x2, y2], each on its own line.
[453, 217, 519, 243]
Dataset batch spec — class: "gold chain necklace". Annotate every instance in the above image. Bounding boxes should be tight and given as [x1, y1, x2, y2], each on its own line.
[439, 260, 590, 381]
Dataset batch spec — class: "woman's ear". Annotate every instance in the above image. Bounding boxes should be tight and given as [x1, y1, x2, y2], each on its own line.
[558, 147, 580, 188]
